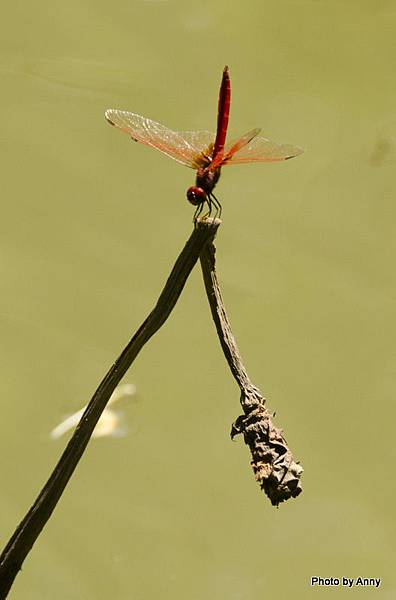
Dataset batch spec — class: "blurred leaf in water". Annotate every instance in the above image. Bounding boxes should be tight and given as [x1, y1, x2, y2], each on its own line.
[50, 383, 137, 440]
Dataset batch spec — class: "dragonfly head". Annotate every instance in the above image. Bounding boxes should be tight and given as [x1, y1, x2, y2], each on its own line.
[186, 186, 207, 206]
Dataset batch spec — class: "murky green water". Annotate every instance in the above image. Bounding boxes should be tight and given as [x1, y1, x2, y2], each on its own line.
[1, 1, 395, 598]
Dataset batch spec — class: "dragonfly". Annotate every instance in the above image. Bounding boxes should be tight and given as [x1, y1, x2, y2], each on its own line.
[105, 66, 303, 219]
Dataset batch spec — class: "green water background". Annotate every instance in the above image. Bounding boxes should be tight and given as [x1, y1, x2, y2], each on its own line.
[1, 1, 395, 598]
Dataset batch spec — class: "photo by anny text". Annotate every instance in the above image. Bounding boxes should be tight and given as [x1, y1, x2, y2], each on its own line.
[311, 577, 381, 588]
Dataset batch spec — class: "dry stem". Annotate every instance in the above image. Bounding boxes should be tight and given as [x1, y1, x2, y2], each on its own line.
[199, 239, 303, 506]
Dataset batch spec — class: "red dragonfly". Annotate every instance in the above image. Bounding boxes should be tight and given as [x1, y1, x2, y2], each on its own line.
[105, 66, 303, 219]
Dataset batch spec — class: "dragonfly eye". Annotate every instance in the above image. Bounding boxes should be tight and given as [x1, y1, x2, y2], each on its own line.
[186, 186, 206, 206]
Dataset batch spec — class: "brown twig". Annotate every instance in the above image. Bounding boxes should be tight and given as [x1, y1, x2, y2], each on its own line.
[199, 239, 303, 506]
[0, 219, 220, 599]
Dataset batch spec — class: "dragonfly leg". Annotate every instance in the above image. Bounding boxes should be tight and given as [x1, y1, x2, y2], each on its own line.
[211, 193, 222, 219]
[193, 202, 204, 222]
[207, 195, 213, 218]
[200, 194, 213, 220]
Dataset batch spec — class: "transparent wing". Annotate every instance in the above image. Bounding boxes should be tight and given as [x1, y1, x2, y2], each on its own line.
[211, 128, 260, 168]
[222, 131, 304, 165]
[105, 109, 214, 168]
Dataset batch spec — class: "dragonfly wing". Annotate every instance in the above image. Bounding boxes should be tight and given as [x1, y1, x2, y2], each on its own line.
[212, 128, 261, 167]
[105, 109, 213, 168]
[223, 133, 304, 164]
[177, 130, 215, 167]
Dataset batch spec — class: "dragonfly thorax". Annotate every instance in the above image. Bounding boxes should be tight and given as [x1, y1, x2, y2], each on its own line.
[186, 166, 221, 206]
